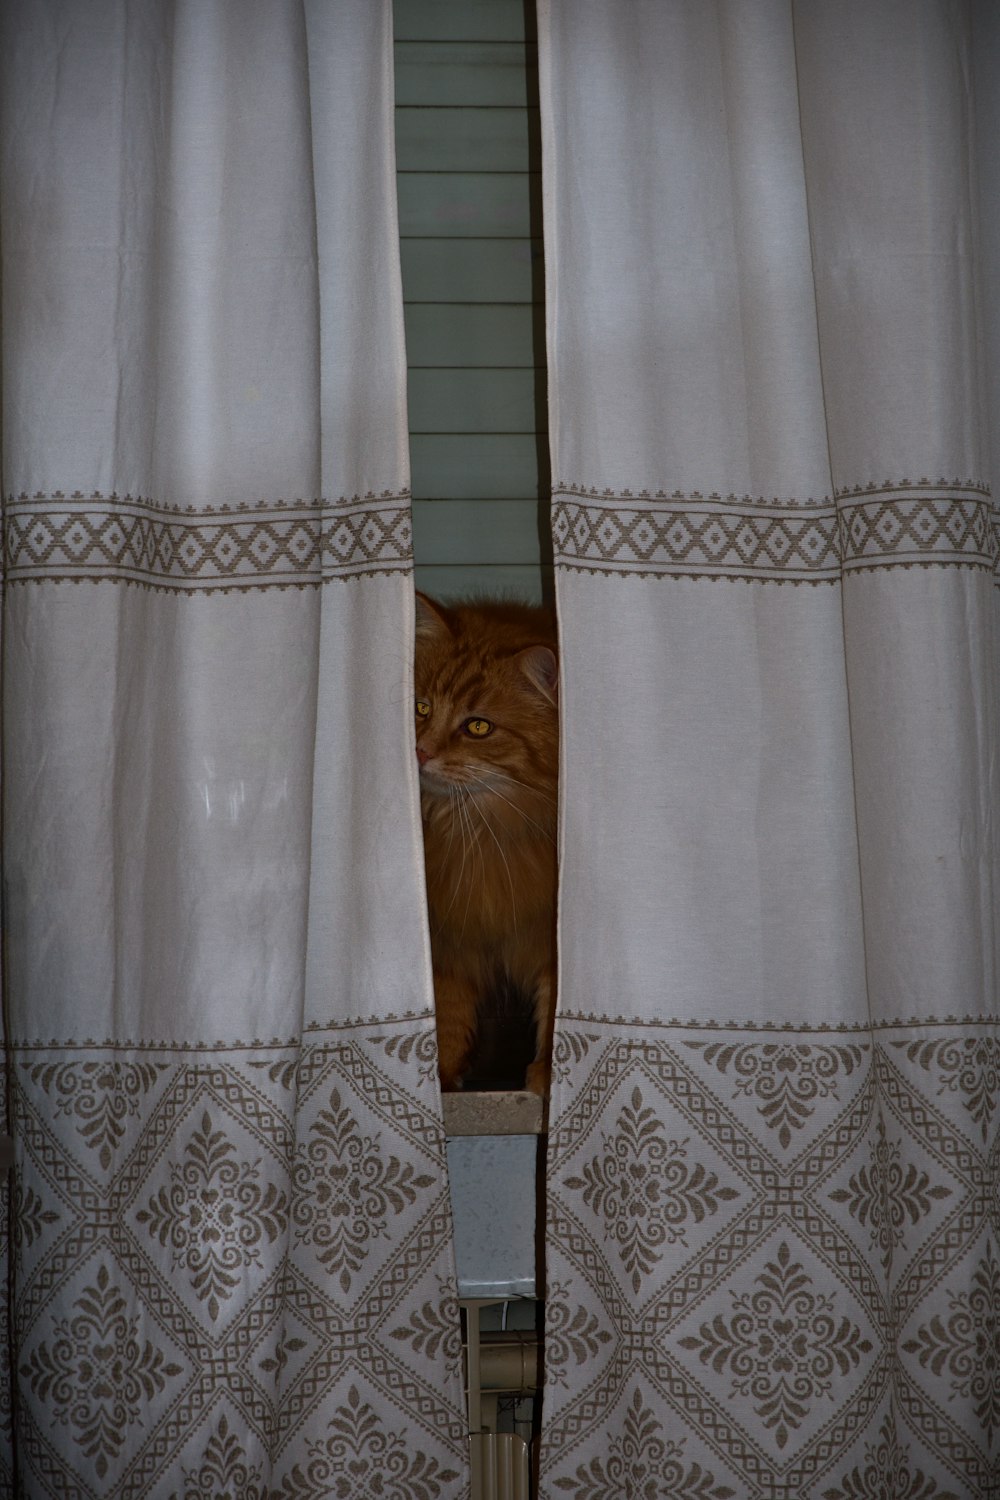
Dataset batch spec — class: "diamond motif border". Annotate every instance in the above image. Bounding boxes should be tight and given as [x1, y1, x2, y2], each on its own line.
[552, 480, 997, 586]
[4, 490, 413, 591]
[541, 1017, 999, 1499]
[9, 1029, 468, 1497]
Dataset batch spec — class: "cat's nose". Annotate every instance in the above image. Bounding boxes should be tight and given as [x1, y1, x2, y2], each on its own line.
[416, 746, 431, 766]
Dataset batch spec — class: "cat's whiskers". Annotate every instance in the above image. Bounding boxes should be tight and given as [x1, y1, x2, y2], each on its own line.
[443, 793, 459, 864]
[432, 786, 471, 932]
[468, 795, 519, 936]
[435, 785, 459, 863]
[467, 771, 556, 845]
[486, 767, 557, 809]
[455, 790, 485, 939]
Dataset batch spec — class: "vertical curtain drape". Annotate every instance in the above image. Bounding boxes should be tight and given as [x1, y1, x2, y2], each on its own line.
[538, 2, 999, 1496]
[1, 2, 468, 1493]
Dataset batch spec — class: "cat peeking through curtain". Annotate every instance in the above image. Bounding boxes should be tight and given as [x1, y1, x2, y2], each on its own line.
[414, 593, 558, 1095]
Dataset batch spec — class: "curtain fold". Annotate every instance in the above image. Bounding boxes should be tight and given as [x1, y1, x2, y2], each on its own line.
[538, 2, 999, 1495]
[1, 2, 468, 1493]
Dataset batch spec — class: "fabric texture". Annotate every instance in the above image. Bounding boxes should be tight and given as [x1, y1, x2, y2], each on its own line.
[537, 1, 1000, 1495]
[1, 2, 468, 1493]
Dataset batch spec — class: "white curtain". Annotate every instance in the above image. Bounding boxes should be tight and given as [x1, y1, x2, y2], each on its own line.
[538, 2, 1000, 1496]
[1, 2, 468, 1493]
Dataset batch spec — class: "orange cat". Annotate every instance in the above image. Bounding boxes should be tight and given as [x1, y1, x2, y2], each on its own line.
[414, 593, 558, 1095]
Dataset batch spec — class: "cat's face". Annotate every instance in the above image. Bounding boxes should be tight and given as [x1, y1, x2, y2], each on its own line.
[413, 595, 558, 807]
[414, 661, 544, 799]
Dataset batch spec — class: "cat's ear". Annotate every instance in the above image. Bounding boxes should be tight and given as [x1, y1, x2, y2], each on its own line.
[415, 591, 452, 642]
[518, 645, 558, 705]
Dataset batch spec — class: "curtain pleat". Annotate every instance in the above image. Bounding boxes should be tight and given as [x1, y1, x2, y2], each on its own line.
[538, 2, 999, 1495]
[1, 2, 468, 1493]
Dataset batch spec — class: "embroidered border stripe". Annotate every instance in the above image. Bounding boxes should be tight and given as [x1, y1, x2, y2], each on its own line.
[4, 491, 413, 590]
[552, 481, 998, 584]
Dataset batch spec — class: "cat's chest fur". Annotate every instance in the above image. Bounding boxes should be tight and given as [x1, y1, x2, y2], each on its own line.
[421, 790, 556, 946]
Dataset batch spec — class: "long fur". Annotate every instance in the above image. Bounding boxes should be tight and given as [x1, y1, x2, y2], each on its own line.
[414, 593, 558, 1094]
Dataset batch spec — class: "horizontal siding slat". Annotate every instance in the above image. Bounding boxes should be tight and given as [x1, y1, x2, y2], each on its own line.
[404, 304, 536, 367]
[400, 238, 541, 302]
[414, 564, 550, 604]
[394, 41, 537, 107]
[410, 434, 545, 499]
[395, 105, 533, 172]
[393, 0, 535, 43]
[407, 368, 542, 434]
[396, 3, 545, 604]
[412, 498, 542, 564]
[397, 171, 535, 239]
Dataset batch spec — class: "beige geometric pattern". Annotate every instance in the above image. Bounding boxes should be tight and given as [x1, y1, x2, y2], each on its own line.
[10, 1022, 468, 1497]
[3, 490, 413, 591]
[552, 480, 997, 585]
[540, 1017, 1000, 1499]
[837, 482, 996, 576]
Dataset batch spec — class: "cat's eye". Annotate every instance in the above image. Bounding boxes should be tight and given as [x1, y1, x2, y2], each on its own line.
[463, 717, 494, 738]
[416, 699, 431, 718]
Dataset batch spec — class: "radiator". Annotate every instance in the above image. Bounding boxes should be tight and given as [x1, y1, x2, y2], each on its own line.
[470, 1432, 531, 1500]
[464, 1302, 539, 1500]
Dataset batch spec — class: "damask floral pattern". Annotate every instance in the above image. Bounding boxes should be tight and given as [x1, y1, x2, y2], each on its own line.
[15, 1181, 60, 1250]
[894, 1036, 1000, 1142]
[563, 1085, 739, 1293]
[291, 1087, 438, 1295]
[273, 1384, 462, 1500]
[15, 1016, 1000, 1494]
[543, 1022, 1000, 1496]
[822, 1412, 961, 1500]
[553, 1386, 735, 1499]
[10, 1038, 467, 1495]
[258, 1327, 310, 1384]
[136, 1110, 289, 1322]
[27, 1057, 170, 1170]
[20, 1264, 184, 1480]
[550, 1027, 601, 1086]
[368, 1028, 441, 1088]
[829, 1116, 952, 1276]
[685, 1040, 867, 1149]
[171, 1415, 268, 1500]
[390, 1281, 463, 1377]
[680, 1240, 874, 1449]
[543, 1287, 614, 1385]
[904, 1241, 1000, 1445]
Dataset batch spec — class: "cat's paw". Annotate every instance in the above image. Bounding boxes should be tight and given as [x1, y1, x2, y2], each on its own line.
[524, 1060, 550, 1097]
